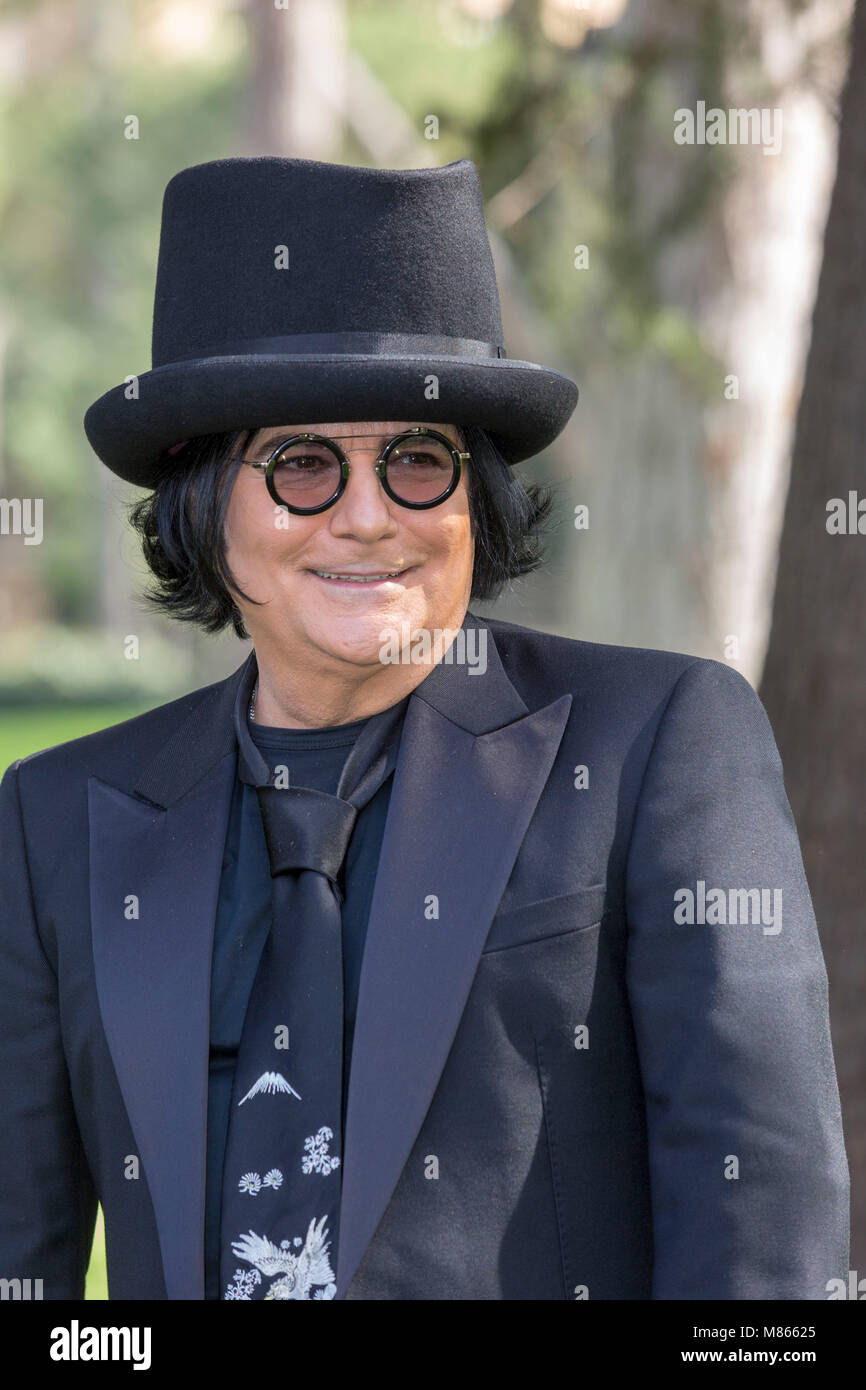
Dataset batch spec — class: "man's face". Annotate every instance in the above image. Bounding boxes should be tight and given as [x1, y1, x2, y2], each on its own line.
[224, 420, 474, 669]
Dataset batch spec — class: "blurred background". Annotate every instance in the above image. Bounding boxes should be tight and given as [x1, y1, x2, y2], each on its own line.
[0, 0, 863, 1297]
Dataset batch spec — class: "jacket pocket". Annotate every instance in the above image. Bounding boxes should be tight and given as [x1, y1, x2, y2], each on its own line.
[482, 883, 611, 954]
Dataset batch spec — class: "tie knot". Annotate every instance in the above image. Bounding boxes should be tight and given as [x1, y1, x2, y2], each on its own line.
[256, 785, 358, 888]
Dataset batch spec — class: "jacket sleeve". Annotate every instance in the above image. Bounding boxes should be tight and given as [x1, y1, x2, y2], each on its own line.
[624, 657, 849, 1299]
[0, 759, 98, 1299]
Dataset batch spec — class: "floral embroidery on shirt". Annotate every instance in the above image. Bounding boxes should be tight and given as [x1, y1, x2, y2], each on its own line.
[224, 1268, 262, 1300]
[302, 1126, 341, 1176]
[237, 1168, 284, 1196]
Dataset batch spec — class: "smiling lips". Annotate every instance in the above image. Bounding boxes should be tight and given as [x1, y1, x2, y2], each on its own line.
[311, 568, 409, 585]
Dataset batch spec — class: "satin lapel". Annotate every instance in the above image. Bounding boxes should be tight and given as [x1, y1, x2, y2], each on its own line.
[88, 654, 252, 1300]
[336, 622, 572, 1296]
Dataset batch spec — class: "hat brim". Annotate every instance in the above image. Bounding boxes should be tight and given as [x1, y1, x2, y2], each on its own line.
[83, 354, 578, 488]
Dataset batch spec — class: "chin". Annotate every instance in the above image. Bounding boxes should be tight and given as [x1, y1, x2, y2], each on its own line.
[308, 597, 432, 660]
[309, 619, 398, 669]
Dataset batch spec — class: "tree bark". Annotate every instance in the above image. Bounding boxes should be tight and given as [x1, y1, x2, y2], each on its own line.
[760, 0, 866, 1273]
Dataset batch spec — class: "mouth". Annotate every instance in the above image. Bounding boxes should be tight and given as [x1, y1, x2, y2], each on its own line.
[309, 566, 413, 587]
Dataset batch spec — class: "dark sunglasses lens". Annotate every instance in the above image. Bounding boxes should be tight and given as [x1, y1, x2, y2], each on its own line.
[270, 441, 342, 509]
[385, 437, 456, 503]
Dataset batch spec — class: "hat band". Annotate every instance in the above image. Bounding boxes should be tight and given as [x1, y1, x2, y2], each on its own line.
[168, 331, 507, 363]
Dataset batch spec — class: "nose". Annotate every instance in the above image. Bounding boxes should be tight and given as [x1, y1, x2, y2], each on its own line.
[326, 443, 398, 540]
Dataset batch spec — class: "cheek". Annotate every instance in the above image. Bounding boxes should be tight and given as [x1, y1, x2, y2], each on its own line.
[226, 505, 278, 603]
[440, 511, 474, 575]
[409, 514, 473, 605]
[224, 474, 259, 544]
[224, 484, 293, 584]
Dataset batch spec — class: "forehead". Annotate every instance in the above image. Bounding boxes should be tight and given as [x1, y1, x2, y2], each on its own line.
[250, 420, 463, 443]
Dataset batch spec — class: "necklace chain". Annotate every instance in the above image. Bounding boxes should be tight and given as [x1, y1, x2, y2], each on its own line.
[249, 680, 257, 723]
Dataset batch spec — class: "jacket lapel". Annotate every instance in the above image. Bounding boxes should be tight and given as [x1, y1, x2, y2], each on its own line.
[335, 620, 572, 1295]
[88, 659, 252, 1300]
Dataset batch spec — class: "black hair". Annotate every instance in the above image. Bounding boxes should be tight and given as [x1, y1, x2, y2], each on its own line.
[127, 424, 553, 641]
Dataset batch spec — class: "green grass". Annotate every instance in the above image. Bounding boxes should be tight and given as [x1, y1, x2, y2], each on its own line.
[86, 1210, 108, 1299]
[0, 703, 151, 771]
[2, 704, 154, 1300]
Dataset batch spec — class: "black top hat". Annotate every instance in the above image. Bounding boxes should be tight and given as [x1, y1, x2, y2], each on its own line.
[83, 156, 578, 489]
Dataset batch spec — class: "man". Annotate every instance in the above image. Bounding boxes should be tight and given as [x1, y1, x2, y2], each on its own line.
[0, 155, 849, 1299]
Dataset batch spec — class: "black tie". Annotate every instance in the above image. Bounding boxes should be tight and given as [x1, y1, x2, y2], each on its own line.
[219, 696, 406, 1301]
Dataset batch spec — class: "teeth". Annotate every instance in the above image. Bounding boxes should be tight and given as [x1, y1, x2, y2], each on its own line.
[314, 571, 400, 582]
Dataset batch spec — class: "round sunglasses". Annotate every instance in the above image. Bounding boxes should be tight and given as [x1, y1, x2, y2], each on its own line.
[230, 427, 470, 515]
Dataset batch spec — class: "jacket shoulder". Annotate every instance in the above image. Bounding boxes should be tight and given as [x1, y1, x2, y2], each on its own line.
[481, 613, 729, 706]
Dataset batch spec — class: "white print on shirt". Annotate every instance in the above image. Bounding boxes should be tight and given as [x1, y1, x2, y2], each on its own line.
[238, 1169, 284, 1195]
[302, 1126, 341, 1176]
[227, 1215, 337, 1300]
[238, 1071, 301, 1104]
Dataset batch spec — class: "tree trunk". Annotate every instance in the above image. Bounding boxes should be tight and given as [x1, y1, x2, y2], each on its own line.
[760, 0, 866, 1273]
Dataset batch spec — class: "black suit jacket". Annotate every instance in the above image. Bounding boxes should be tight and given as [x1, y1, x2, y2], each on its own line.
[0, 612, 849, 1299]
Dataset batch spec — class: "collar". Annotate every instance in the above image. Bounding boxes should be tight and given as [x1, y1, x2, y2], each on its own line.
[232, 650, 412, 791]
[233, 649, 268, 787]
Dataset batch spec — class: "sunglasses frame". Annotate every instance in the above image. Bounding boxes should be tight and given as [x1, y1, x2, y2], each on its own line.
[232, 427, 470, 515]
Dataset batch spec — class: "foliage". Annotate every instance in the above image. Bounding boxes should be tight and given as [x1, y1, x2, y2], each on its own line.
[0, 622, 192, 707]
[0, 0, 827, 626]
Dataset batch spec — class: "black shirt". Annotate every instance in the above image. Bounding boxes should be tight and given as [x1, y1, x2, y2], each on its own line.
[203, 703, 405, 1300]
